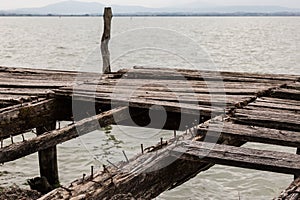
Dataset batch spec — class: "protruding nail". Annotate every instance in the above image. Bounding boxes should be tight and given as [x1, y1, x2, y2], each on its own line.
[174, 130, 176, 138]
[91, 166, 94, 179]
[10, 135, 13, 144]
[1, 139, 3, 148]
[82, 173, 86, 182]
[122, 150, 129, 163]
[22, 134, 25, 141]
[160, 138, 163, 146]
[141, 144, 144, 154]
[107, 160, 119, 169]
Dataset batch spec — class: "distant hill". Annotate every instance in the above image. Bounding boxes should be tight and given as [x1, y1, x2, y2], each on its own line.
[8, 1, 155, 15]
[2, 0, 300, 15]
[12, 1, 106, 15]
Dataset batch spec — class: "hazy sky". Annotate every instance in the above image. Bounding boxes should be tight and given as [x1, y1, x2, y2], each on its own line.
[1, 0, 300, 10]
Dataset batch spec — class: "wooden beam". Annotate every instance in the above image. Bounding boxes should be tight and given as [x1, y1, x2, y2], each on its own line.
[101, 7, 112, 74]
[0, 99, 60, 139]
[296, 148, 300, 180]
[198, 122, 300, 147]
[37, 122, 59, 188]
[38, 139, 299, 200]
[0, 107, 129, 163]
[271, 88, 300, 101]
[173, 140, 300, 175]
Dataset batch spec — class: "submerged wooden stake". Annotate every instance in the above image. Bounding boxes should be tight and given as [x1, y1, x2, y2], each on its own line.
[101, 7, 113, 74]
[295, 147, 300, 180]
[37, 122, 59, 188]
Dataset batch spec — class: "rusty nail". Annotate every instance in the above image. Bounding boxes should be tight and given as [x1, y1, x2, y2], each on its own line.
[82, 173, 86, 182]
[91, 166, 94, 179]
[107, 160, 119, 169]
[122, 150, 129, 163]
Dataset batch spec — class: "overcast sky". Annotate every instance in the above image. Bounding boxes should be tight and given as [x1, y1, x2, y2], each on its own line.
[1, 0, 300, 10]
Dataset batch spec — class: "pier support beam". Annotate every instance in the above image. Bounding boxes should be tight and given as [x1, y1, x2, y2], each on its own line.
[37, 122, 59, 188]
[295, 148, 300, 180]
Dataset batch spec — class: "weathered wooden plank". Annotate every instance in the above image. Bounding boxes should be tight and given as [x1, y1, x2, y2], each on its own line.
[132, 66, 300, 81]
[0, 107, 129, 163]
[235, 107, 300, 122]
[258, 97, 300, 107]
[198, 122, 300, 147]
[249, 98, 300, 112]
[56, 87, 253, 107]
[0, 79, 74, 88]
[37, 116, 246, 200]
[0, 99, 69, 139]
[173, 140, 300, 175]
[285, 82, 300, 91]
[271, 88, 300, 101]
[233, 115, 300, 132]
[38, 139, 299, 200]
[62, 84, 267, 95]
[82, 78, 282, 89]
[56, 91, 223, 117]
[117, 70, 290, 83]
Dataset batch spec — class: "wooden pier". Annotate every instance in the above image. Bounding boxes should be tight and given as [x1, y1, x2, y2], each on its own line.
[0, 65, 299, 199]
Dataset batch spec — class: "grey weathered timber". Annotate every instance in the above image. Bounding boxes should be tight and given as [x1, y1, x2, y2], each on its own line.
[38, 139, 300, 200]
[296, 148, 300, 180]
[271, 88, 300, 100]
[0, 66, 299, 199]
[101, 7, 112, 74]
[133, 66, 300, 81]
[0, 107, 129, 163]
[234, 108, 300, 132]
[38, 117, 246, 200]
[173, 140, 300, 175]
[198, 122, 300, 147]
[0, 99, 60, 139]
[37, 122, 59, 188]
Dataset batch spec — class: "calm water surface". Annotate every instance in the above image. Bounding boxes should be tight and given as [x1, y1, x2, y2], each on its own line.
[0, 17, 299, 199]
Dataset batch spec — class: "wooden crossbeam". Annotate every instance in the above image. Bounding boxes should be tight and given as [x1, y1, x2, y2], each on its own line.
[173, 141, 300, 175]
[0, 99, 60, 139]
[198, 122, 300, 147]
[0, 107, 129, 163]
[39, 139, 298, 200]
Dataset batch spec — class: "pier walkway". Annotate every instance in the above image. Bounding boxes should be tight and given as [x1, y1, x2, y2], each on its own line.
[0, 66, 299, 199]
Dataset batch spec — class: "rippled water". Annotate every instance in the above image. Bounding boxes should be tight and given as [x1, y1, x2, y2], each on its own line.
[0, 16, 299, 199]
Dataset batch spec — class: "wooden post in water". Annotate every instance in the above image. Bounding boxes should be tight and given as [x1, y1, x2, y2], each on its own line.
[295, 148, 300, 180]
[37, 122, 59, 188]
[101, 7, 113, 74]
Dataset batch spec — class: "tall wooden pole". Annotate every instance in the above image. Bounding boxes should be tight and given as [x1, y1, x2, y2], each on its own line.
[101, 7, 112, 74]
[37, 122, 59, 188]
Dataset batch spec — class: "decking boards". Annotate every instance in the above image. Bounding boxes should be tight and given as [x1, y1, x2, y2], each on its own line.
[0, 66, 299, 199]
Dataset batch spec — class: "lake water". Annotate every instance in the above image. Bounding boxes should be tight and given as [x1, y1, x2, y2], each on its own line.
[0, 16, 299, 199]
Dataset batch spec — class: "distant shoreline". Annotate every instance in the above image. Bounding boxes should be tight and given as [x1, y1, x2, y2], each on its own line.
[1, 12, 300, 17]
